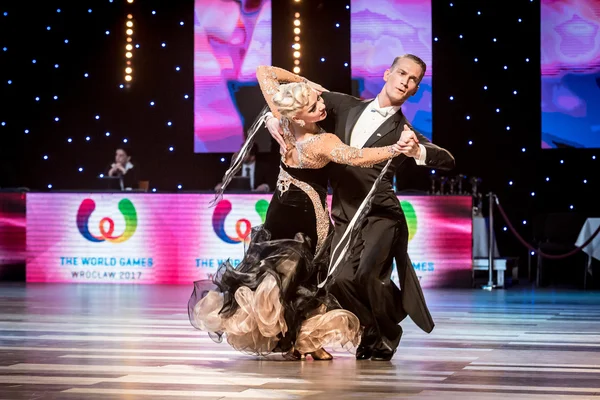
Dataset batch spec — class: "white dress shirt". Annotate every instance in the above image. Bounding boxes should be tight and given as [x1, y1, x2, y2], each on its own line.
[350, 96, 427, 165]
[241, 161, 256, 189]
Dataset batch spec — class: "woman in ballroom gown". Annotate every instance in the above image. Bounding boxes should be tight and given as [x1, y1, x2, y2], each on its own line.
[188, 66, 404, 360]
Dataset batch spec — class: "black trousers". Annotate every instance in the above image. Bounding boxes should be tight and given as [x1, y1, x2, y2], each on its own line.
[329, 215, 408, 350]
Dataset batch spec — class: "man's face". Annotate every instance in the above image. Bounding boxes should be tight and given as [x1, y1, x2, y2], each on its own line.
[115, 149, 130, 166]
[382, 58, 423, 106]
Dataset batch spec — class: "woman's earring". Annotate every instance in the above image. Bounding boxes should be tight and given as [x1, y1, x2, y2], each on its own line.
[297, 120, 305, 127]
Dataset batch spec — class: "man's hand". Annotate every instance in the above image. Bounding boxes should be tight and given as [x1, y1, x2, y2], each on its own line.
[397, 124, 421, 159]
[253, 183, 270, 193]
[266, 117, 287, 155]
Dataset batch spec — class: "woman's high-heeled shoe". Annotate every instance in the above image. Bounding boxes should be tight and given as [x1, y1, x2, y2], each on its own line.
[308, 348, 333, 361]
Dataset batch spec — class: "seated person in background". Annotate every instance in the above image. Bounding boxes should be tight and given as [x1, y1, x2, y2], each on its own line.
[108, 147, 138, 190]
[215, 144, 276, 192]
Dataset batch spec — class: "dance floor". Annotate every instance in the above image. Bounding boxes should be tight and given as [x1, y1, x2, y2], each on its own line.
[1, 284, 600, 399]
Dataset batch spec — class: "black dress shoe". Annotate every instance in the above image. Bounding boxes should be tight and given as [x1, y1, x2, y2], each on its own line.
[355, 327, 378, 360]
[355, 345, 373, 360]
[371, 348, 395, 361]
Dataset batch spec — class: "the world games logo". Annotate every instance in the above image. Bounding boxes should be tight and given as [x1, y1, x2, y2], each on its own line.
[211, 198, 417, 244]
[212, 199, 269, 244]
[400, 200, 417, 242]
[77, 198, 138, 243]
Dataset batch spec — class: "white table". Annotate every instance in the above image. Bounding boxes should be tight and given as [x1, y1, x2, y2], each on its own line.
[575, 218, 600, 274]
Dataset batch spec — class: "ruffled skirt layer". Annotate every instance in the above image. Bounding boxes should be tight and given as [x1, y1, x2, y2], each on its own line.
[188, 227, 360, 356]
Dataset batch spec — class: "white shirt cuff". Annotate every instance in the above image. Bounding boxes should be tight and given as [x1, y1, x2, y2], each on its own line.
[415, 144, 427, 165]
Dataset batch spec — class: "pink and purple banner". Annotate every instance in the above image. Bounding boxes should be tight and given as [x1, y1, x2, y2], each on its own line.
[541, 0, 600, 148]
[26, 193, 471, 287]
[193, 0, 272, 153]
[351, 0, 432, 139]
[0, 193, 26, 268]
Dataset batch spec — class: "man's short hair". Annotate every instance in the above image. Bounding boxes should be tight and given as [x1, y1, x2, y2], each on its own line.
[390, 54, 427, 84]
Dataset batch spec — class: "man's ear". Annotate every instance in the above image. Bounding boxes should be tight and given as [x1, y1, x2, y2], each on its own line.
[411, 85, 420, 96]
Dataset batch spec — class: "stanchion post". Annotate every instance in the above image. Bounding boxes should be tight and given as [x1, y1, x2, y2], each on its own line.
[482, 192, 496, 291]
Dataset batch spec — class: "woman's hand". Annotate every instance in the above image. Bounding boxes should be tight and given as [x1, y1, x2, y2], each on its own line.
[109, 163, 126, 175]
[397, 125, 421, 159]
[304, 79, 329, 93]
[108, 164, 118, 176]
[266, 117, 288, 155]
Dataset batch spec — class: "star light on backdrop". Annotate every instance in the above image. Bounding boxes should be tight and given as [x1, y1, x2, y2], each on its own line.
[434, 0, 598, 259]
[0, 1, 202, 191]
[293, 9, 302, 74]
[125, 10, 134, 84]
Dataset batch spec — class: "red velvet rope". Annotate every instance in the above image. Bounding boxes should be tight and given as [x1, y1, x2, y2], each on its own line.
[494, 195, 600, 260]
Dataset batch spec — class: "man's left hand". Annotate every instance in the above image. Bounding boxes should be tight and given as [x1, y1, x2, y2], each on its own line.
[398, 124, 421, 159]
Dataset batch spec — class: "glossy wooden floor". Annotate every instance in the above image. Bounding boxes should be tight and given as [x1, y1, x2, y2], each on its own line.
[1, 284, 600, 399]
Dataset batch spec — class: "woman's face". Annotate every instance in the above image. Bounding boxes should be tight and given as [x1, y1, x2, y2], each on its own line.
[115, 149, 130, 166]
[292, 89, 327, 125]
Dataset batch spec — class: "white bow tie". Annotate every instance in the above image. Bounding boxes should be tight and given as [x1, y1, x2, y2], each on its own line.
[371, 106, 389, 117]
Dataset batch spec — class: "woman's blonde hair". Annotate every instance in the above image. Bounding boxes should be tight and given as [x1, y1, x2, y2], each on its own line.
[271, 82, 312, 118]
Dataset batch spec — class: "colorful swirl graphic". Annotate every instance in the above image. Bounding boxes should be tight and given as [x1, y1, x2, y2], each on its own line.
[400, 200, 418, 242]
[212, 198, 416, 243]
[212, 199, 269, 243]
[76, 198, 138, 243]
